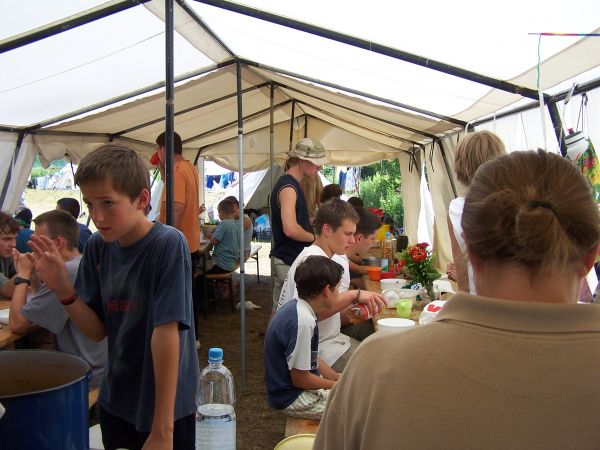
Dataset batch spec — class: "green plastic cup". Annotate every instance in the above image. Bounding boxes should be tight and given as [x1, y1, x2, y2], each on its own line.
[396, 299, 412, 318]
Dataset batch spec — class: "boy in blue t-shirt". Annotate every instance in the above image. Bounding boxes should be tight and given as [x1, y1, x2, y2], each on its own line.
[29, 144, 199, 450]
[207, 198, 240, 274]
[264, 255, 342, 419]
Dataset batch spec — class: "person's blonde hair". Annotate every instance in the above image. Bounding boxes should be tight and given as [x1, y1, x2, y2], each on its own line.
[462, 149, 600, 275]
[454, 131, 506, 186]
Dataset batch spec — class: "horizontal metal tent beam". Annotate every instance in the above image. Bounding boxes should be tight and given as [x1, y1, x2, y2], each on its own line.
[183, 98, 293, 142]
[24, 60, 236, 132]
[242, 59, 467, 127]
[471, 75, 600, 127]
[195, 0, 543, 101]
[294, 100, 421, 147]
[0, 0, 150, 54]
[276, 83, 439, 140]
[113, 81, 271, 136]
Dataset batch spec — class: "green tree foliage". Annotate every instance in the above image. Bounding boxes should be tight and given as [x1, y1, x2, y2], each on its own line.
[29, 156, 65, 179]
[321, 165, 336, 183]
[359, 159, 404, 227]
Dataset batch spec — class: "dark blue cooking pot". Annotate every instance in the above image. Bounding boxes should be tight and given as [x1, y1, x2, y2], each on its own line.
[0, 350, 91, 450]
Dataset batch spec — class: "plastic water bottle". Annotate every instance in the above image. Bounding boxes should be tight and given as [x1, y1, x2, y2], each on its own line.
[196, 348, 236, 450]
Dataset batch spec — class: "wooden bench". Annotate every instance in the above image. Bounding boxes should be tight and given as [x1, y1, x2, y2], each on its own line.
[206, 272, 235, 312]
[284, 417, 320, 437]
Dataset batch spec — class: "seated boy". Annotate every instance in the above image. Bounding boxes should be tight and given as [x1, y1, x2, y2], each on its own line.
[9, 210, 107, 387]
[346, 207, 381, 291]
[206, 198, 240, 274]
[264, 255, 342, 420]
[0, 211, 18, 298]
[29, 144, 198, 449]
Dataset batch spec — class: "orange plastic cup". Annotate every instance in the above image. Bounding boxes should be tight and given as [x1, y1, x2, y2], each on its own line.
[367, 266, 382, 281]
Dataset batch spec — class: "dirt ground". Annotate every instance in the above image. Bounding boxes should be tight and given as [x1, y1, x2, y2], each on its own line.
[197, 243, 287, 450]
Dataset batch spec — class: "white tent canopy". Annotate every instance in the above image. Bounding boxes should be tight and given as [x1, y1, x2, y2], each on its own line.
[1, 0, 600, 262]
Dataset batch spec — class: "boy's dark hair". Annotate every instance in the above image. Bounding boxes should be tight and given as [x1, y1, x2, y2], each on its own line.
[223, 195, 240, 207]
[347, 196, 364, 208]
[33, 210, 79, 250]
[56, 197, 81, 219]
[155, 131, 183, 155]
[74, 144, 151, 204]
[14, 208, 33, 228]
[354, 207, 381, 236]
[320, 184, 342, 203]
[218, 198, 235, 215]
[0, 211, 19, 235]
[295, 255, 343, 300]
[314, 198, 359, 235]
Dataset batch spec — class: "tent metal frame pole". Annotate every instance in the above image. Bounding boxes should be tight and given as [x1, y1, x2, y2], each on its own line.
[547, 102, 567, 156]
[277, 82, 438, 140]
[236, 60, 248, 389]
[295, 100, 419, 147]
[196, 0, 542, 101]
[243, 59, 466, 127]
[182, 99, 293, 142]
[25, 61, 236, 132]
[0, 0, 150, 54]
[269, 81, 276, 324]
[288, 100, 296, 151]
[113, 82, 270, 136]
[164, 0, 175, 226]
[0, 132, 26, 209]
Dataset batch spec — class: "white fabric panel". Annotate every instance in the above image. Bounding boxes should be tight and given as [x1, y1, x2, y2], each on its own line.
[0, 134, 37, 212]
[424, 138, 459, 273]
[417, 163, 434, 246]
[253, 68, 456, 137]
[398, 151, 421, 245]
[454, 27, 600, 122]
[32, 134, 155, 165]
[144, 0, 232, 63]
[0, 132, 18, 202]
[297, 104, 409, 150]
[475, 88, 600, 155]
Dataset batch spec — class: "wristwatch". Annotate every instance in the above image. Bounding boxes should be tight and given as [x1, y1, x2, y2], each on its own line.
[14, 276, 31, 286]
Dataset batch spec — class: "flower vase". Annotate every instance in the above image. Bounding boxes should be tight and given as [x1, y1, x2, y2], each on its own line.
[413, 286, 434, 311]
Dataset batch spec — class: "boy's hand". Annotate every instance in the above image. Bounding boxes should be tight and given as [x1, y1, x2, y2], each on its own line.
[12, 248, 34, 279]
[28, 235, 71, 297]
[358, 290, 387, 315]
[143, 431, 173, 450]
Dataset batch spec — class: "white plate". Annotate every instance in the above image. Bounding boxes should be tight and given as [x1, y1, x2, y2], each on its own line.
[0, 309, 9, 325]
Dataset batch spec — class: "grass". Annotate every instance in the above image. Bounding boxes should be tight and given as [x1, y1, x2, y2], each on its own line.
[23, 188, 97, 232]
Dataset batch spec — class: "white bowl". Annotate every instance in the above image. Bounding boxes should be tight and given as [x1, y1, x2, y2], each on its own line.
[376, 317, 415, 335]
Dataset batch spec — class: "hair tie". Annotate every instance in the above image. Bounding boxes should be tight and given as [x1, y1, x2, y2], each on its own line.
[528, 200, 556, 215]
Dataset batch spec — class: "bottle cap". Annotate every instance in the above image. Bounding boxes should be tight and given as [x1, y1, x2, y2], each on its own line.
[208, 347, 223, 363]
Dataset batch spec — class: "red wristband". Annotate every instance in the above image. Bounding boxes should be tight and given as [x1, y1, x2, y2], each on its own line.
[59, 294, 77, 306]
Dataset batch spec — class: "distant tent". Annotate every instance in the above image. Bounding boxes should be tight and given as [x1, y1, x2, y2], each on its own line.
[210, 168, 333, 220]
[45, 165, 77, 190]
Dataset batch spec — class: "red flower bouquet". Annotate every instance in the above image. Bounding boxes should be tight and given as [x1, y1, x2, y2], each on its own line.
[396, 242, 440, 300]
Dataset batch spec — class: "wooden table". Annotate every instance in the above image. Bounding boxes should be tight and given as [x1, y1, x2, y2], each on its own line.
[364, 276, 423, 326]
[0, 300, 26, 348]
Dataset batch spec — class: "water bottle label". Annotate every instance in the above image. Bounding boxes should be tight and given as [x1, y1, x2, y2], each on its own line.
[196, 421, 235, 450]
[196, 404, 236, 450]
